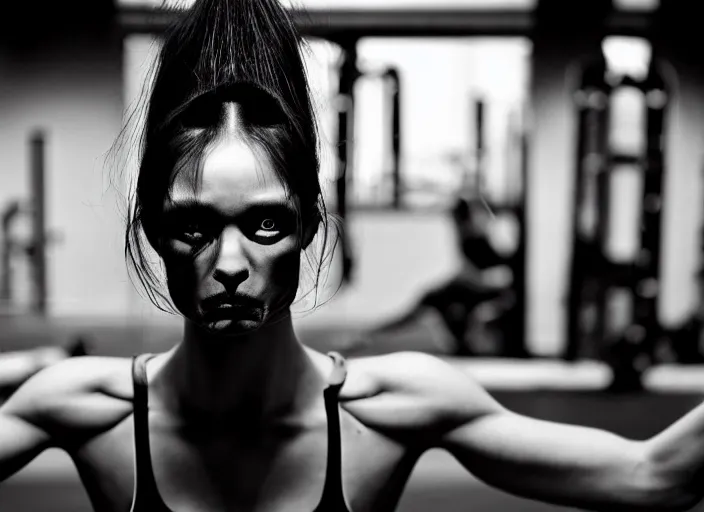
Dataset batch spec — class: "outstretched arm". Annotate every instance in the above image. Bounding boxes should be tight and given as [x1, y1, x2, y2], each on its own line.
[0, 347, 68, 398]
[341, 353, 702, 512]
[0, 407, 53, 481]
[0, 362, 62, 481]
[0, 356, 132, 483]
[642, 407, 704, 508]
[440, 409, 691, 511]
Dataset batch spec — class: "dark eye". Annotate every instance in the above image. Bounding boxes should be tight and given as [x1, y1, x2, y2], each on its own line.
[160, 203, 222, 251]
[261, 219, 276, 231]
[177, 223, 204, 243]
[243, 206, 295, 244]
[170, 218, 217, 247]
[255, 218, 280, 238]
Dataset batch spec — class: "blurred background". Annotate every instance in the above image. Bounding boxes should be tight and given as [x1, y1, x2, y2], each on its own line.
[3, 0, 704, 510]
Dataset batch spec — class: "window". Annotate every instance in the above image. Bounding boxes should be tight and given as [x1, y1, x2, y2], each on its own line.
[349, 37, 531, 210]
[602, 37, 652, 81]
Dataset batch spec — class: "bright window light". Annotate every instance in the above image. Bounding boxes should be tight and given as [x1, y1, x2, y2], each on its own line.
[602, 36, 652, 80]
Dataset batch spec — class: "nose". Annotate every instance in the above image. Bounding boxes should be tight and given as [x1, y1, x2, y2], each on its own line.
[213, 226, 249, 288]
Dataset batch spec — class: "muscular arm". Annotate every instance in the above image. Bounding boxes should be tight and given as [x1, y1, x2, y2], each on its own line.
[0, 347, 68, 397]
[441, 411, 666, 511]
[642, 407, 704, 509]
[0, 407, 53, 481]
[341, 353, 701, 512]
[0, 356, 132, 482]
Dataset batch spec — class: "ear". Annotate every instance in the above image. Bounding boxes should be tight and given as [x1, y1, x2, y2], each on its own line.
[302, 211, 321, 250]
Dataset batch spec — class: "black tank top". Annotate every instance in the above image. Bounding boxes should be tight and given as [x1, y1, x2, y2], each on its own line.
[129, 352, 352, 512]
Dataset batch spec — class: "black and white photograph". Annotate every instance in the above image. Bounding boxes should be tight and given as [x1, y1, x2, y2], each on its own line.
[2, 0, 704, 510]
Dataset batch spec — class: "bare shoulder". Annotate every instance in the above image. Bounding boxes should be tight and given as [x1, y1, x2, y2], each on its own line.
[344, 351, 490, 399]
[1, 356, 135, 448]
[338, 352, 503, 440]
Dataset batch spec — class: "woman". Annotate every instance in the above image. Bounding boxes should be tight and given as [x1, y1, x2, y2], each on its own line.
[1, 0, 704, 511]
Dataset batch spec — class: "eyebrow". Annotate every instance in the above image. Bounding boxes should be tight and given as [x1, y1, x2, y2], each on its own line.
[163, 197, 298, 216]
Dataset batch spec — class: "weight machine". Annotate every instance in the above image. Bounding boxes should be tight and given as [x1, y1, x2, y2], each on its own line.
[0, 131, 54, 316]
[332, 40, 403, 283]
[564, 50, 670, 390]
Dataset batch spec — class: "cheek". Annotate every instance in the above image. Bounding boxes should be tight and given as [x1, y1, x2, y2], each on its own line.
[162, 240, 216, 277]
[162, 245, 216, 308]
[256, 240, 302, 295]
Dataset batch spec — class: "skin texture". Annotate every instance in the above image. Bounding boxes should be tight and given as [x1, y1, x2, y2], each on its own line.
[0, 103, 702, 512]
[0, 347, 68, 395]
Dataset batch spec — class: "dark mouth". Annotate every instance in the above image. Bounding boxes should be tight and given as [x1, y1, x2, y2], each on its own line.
[201, 293, 262, 322]
[204, 308, 253, 322]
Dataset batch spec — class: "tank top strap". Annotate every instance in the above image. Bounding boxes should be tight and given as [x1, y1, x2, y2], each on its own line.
[131, 353, 162, 505]
[325, 351, 348, 389]
[316, 351, 350, 510]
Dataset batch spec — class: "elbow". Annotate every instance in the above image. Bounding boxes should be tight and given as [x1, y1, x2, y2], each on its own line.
[639, 446, 702, 512]
[647, 487, 700, 512]
[652, 490, 700, 512]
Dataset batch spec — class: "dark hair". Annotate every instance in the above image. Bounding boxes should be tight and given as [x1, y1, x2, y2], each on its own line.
[124, 0, 339, 314]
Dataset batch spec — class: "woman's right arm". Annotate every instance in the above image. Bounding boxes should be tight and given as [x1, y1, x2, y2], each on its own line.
[0, 347, 69, 398]
[0, 358, 65, 481]
[0, 356, 132, 482]
[0, 404, 53, 481]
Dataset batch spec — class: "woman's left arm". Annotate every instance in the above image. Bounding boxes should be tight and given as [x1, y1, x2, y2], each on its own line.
[342, 352, 704, 512]
[440, 406, 704, 512]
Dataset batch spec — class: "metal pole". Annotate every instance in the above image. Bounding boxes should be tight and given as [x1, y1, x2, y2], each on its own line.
[475, 98, 485, 192]
[30, 130, 47, 315]
[565, 56, 610, 361]
[336, 41, 359, 283]
[384, 68, 402, 209]
[507, 129, 529, 357]
[636, 61, 667, 361]
[0, 201, 21, 304]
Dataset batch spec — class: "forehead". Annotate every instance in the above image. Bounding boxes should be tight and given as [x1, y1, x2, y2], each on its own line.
[169, 104, 290, 209]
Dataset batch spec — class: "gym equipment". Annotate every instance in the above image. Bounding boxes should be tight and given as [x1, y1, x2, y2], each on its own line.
[30, 131, 48, 315]
[0, 131, 55, 315]
[0, 201, 22, 306]
[564, 49, 669, 390]
[332, 39, 402, 282]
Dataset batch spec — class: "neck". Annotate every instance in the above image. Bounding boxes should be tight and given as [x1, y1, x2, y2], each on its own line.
[154, 312, 325, 425]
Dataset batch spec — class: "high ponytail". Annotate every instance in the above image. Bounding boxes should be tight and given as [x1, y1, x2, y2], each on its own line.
[125, 0, 339, 314]
[149, 0, 313, 136]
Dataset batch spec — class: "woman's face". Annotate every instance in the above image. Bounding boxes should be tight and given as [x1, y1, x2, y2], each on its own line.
[158, 106, 303, 335]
